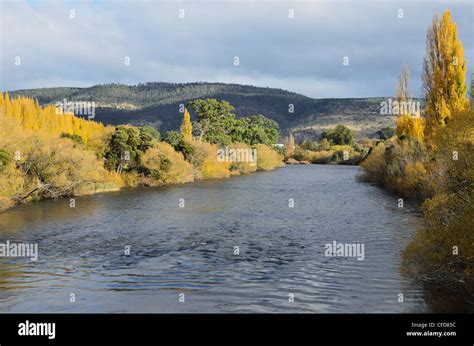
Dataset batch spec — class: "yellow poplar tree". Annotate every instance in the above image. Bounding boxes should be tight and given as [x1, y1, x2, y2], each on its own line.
[180, 107, 193, 141]
[0, 93, 107, 144]
[395, 64, 425, 140]
[284, 132, 295, 158]
[4, 92, 12, 117]
[422, 10, 470, 139]
[396, 63, 411, 111]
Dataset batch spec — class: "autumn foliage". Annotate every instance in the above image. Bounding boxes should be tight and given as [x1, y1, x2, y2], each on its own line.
[422, 10, 470, 140]
[0, 93, 108, 145]
[180, 108, 193, 141]
[0, 93, 284, 210]
[360, 10, 473, 287]
[395, 115, 425, 140]
[0, 99, 121, 208]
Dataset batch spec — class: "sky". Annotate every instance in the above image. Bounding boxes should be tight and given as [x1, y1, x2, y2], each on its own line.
[0, 0, 473, 98]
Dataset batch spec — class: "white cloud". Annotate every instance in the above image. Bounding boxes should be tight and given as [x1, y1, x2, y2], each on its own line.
[1, 0, 472, 97]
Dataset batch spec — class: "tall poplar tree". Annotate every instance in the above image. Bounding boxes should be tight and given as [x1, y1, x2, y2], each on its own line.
[395, 64, 424, 139]
[180, 108, 193, 141]
[422, 10, 469, 139]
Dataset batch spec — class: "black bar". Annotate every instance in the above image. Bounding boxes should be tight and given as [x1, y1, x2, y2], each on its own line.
[0, 314, 473, 345]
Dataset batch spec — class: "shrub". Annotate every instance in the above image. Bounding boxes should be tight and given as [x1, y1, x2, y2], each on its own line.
[227, 142, 258, 175]
[20, 137, 121, 200]
[255, 144, 284, 171]
[359, 137, 374, 149]
[358, 143, 387, 185]
[404, 189, 474, 285]
[292, 147, 310, 162]
[359, 136, 428, 199]
[361, 109, 474, 287]
[318, 138, 331, 151]
[300, 139, 319, 151]
[403, 110, 474, 286]
[190, 141, 231, 179]
[308, 150, 333, 164]
[141, 142, 194, 185]
[0, 148, 13, 169]
[0, 160, 27, 204]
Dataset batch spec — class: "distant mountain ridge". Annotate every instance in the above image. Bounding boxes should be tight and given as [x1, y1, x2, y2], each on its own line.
[8, 82, 399, 139]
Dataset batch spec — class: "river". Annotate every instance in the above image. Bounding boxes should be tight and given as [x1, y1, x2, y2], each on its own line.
[0, 165, 470, 312]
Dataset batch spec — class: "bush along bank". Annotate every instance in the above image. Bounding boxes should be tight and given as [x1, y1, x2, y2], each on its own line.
[283, 125, 371, 165]
[0, 95, 284, 212]
[358, 10, 474, 290]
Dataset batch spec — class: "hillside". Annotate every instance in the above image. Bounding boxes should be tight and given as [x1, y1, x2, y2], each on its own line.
[8, 82, 399, 140]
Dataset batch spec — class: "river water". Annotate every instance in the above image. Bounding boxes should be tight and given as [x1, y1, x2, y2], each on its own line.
[0, 165, 470, 312]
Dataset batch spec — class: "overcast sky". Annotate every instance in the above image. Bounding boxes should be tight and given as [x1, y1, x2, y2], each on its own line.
[0, 0, 472, 98]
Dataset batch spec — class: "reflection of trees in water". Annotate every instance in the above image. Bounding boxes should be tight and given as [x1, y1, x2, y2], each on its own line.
[421, 281, 474, 313]
[0, 195, 102, 233]
[0, 261, 27, 307]
[400, 264, 474, 312]
[400, 221, 474, 313]
[0, 262, 24, 284]
[0, 195, 103, 308]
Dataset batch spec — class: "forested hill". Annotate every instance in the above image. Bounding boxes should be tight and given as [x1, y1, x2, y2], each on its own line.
[8, 82, 392, 138]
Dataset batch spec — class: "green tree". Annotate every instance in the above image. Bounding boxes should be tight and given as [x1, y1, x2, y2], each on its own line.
[163, 130, 194, 161]
[191, 99, 236, 145]
[320, 125, 354, 145]
[139, 125, 161, 143]
[230, 114, 280, 145]
[105, 126, 158, 172]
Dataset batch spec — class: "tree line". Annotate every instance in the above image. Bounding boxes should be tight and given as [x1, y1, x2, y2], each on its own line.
[359, 10, 473, 288]
[0, 96, 284, 211]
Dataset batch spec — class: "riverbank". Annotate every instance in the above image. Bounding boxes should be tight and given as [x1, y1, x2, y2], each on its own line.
[283, 126, 374, 165]
[0, 141, 284, 213]
[358, 115, 474, 291]
[0, 94, 284, 214]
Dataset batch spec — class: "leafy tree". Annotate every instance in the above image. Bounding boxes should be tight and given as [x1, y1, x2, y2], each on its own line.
[393, 65, 425, 140]
[163, 130, 194, 161]
[320, 125, 354, 145]
[230, 115, 280, 145]
[191, 99, 235, 145]
[396, 63, 412, 114]
[139, 125, 161, 143]
[105, 126, 157, 171]
[422, 10, 470, 139]
[0, 93, 108, 144]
